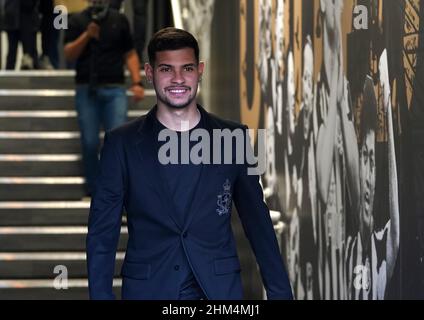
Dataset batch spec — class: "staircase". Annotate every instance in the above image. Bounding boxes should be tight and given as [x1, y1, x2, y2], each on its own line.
[0, 71, 154, 299]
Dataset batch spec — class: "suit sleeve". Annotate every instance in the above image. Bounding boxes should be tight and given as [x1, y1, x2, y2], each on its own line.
[86, 132, 125, 300]
[232, 126, 293, 300]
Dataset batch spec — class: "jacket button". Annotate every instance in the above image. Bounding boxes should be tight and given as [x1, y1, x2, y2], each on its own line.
[174, 265, 180, 271]
[182, 231, 188, 238]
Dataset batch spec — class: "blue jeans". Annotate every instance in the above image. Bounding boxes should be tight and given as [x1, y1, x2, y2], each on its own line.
[75, 85, 127, 195]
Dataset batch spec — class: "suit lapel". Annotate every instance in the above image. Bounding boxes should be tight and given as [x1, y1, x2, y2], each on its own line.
[135, 105, 219, 232]
[182, 106, 216, 231]
[135, 106, 182, 231]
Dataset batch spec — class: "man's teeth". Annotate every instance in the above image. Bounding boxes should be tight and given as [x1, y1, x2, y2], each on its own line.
[170, 89, 186, 93]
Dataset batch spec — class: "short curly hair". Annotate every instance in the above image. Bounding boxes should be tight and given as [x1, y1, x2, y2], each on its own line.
[148, 27, 200, 66]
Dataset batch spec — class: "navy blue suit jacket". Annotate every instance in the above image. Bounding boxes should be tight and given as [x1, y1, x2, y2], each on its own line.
[86, 105, 293, 300]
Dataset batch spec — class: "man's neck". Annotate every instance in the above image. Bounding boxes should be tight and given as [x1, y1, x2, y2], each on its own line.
[156, 103, 201, 132]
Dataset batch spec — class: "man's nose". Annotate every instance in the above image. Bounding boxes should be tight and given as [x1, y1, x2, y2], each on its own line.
[171, 70, 185, 83]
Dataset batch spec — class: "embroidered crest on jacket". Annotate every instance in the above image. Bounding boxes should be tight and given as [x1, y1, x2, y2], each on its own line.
[216, 179, 232, 216]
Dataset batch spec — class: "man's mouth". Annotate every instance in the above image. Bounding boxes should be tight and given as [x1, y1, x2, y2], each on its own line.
[166, 87, 190, 97]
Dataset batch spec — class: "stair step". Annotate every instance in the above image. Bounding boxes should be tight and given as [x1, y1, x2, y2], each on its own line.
[0, 201, 90, 226]
[0, 71, 143, 300]
[0, 70, 147, 90]
[0, 278, 122, 299]
[0, 132, 83, 154]
[0, 94, 75, 110]
[0, 110, 147, 131]
[0, 89, 156, 110]
[0, 252, 125, 279]
[0, 71, 76, 89]
[0, 138, 82, 154]
[0, 226, 128, 251]
[0, 201, 128, 226]
[0, 155, 82, 177]
[0, 177, 87, 200]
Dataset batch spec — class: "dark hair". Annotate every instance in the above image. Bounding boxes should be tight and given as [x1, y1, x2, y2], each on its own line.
[148, 27, 200, 66]
[360, 76, 378, 144]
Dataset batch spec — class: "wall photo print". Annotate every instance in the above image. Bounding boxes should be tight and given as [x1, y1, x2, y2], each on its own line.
[238, 0, 423, 299]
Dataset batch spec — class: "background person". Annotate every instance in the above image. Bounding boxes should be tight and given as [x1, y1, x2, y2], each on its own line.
[64, 0, 144, 196]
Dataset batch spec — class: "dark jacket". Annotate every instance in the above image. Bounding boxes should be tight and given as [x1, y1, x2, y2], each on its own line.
[86, 105, 293, 300]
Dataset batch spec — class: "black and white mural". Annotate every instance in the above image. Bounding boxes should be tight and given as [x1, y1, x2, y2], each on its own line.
[182, 0, 423, 299]
[239, 0, 422, 299]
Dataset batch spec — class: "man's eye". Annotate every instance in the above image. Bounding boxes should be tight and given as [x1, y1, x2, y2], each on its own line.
[160, 67, 171, 72]
[184, 67, 194, 72]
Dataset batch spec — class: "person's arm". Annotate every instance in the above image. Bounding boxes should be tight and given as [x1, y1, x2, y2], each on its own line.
[64, 22, 100, 62]
[316, 66, 339, 203]
[86, 132, 125, 300]
[125, 49, 145, 102]
[233, 126, 293, 300]
[338, 81, 360, 212]
[386, 91, 400, 280]
[379, 51, 400, 280]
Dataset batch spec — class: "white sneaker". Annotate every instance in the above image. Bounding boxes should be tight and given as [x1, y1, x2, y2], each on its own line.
[21, 54, 34, 70]
[39, 55, 54, 70]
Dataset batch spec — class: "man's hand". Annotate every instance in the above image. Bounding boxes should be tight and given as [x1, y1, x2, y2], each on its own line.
[87, 22, 100, 40]
[130, 84, 145, 103]
[125, 50, 144, 102]
[64, 22, 100, 61]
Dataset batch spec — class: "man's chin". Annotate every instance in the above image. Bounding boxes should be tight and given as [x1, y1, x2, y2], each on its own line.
[166, 102, 191, 110]
[158, 97, 188, 109]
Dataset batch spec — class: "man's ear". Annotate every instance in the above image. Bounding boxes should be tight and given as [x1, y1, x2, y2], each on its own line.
[198, 61, 205, 78]
[145, 63, 153, 82]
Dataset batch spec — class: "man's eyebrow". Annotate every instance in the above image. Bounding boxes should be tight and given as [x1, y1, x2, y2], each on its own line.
[156, 63, 197, 68]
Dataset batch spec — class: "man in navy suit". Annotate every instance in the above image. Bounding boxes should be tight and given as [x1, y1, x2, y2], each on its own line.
[86, 27, 293, 300]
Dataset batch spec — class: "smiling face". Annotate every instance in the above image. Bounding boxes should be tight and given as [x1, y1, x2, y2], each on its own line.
[145, 48, 204, 110]
[359, 129, 376, 241]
